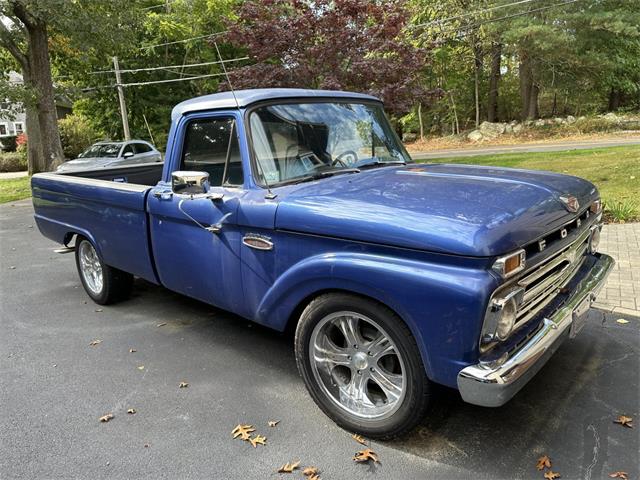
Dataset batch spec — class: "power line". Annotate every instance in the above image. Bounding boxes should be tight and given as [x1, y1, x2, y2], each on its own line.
[138, 31, 227, 50]
[430, 0, 581, 36]
[411, 0, 542, 29]
[87, 56, 249, 75]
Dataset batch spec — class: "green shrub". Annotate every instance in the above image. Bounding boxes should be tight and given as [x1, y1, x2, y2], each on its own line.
[0, 152, 27, 172]
[604, 200, 639, 223]
[0, 135, 18, 152]
[58, 113, 104, 159]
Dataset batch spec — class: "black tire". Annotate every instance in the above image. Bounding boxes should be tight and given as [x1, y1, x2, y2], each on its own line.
[294, 293, 431, 440]
[75, 237, 133, 305]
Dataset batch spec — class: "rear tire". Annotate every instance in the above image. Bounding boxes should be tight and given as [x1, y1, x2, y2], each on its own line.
[295, 293, 431, 440]
[75, 237, 133, 305]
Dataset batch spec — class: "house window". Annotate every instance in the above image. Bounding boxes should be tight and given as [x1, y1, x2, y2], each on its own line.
[0, 123, 8, 136]
[14, 122, 24, 134]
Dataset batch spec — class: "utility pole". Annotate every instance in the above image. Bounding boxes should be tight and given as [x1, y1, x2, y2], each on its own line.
[113, 56, 131, 140]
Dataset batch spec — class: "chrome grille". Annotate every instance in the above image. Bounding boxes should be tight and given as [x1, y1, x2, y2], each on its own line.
[513, 226, 591, 329]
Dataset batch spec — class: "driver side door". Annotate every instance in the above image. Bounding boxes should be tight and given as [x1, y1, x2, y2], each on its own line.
[147, 112, 246, 314]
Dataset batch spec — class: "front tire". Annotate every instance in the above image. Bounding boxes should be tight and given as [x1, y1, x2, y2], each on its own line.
[75, 237, 133, 305]
[295, 293, 431, 439]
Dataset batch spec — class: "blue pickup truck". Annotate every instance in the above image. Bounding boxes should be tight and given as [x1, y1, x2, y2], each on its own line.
[32, 89, 613, 438]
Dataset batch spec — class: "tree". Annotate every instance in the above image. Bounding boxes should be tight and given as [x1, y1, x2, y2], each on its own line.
[0, 0, 136, 173]
[223, 0, 435, 115]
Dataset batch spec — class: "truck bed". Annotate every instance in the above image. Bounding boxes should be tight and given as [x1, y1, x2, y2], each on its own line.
[31, 163, 164, 283]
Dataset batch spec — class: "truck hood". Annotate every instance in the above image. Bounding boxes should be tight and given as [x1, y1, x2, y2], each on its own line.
[274, 164, 598, 256]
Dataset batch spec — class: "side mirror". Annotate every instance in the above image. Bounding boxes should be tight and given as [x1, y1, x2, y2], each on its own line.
[172, 170, 210, 195]
[123, 151, 134, 159]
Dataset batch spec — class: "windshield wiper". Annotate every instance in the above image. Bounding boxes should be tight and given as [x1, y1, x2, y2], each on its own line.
[355, 158, 406, 169]
[288, 167, 361, 185]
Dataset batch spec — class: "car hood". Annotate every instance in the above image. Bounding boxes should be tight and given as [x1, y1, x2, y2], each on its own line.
[274, 164, 598, 257]
[57, 157, 117, 172]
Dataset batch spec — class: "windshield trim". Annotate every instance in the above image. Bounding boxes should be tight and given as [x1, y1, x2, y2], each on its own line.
[243, 97, 412, 189]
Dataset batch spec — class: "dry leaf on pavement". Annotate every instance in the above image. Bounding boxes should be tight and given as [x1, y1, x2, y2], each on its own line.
[95, 308, 103, 312]
[137, 365, 145, 370]
[303, 466, 319, 477]
[614, 415, 633, 428]
[609, 472, 628, 480]
[156, 322, 167, 327]
[352, 433, 367, 445]
[353, 448, 379, 463]
[89, 339, 102, 346]
[179, 381, 189, 388]
[249, 434, 266, 448]
[231, 424, 255, 440]
[615, 319, 629, 324]
[277, 461, 300, 473]
[536, 455, 552, 470]
[129, 348, 136, 353]
[127, 408, 136, 414]
[268, 420, 279, 427]
[99, 413, 114, 422]
[544, 471, 561, 480]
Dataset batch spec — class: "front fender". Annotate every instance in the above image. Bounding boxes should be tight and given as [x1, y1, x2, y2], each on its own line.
[255, 252, 497, 387]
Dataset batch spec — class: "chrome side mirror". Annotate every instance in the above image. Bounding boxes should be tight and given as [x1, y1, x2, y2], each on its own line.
[172, 171, 210, 195]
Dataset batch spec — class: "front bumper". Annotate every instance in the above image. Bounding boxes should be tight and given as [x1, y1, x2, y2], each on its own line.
[457, 253, 614, 407]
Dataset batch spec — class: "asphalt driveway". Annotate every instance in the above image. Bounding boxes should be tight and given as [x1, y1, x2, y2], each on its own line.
[1, 199, 638, 479]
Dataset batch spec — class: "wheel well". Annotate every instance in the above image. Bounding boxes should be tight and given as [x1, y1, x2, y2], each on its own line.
[283, 288, 404, 336]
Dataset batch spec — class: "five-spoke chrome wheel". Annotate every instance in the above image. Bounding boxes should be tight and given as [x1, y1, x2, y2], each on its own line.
[78, 240, 103, 295]
[309, 311, 406, 420]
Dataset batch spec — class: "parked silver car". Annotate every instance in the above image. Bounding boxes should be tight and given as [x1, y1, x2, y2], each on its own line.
[56, 140, 162, 172]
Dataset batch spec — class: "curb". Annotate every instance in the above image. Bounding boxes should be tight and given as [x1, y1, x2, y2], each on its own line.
[592, 302, 640, 319]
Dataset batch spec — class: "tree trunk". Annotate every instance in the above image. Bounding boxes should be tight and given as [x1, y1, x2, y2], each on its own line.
[472, 39, 483, 127]
[487, 42, 502, 123]
[608, 87, 621, 111]
[418, 102, 424, 140]
[528, 83, 540, 119]
[519, 50, 539, 120]
[22, 69, 44, 175]
[26, 20, 64, 172]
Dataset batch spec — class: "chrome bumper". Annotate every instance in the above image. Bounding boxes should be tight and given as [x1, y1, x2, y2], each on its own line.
[457, 253, 615, 407]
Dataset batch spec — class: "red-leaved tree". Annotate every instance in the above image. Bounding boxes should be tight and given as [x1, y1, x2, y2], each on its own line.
[222, 0, 436, 114]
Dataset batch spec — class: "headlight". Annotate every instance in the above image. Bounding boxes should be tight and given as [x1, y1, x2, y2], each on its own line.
[492, 249, 526, 278]
[481, 288, 523, 347]
[588, 225, 601, 254]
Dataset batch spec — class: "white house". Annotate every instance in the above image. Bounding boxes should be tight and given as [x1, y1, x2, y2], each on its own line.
[0, 71, 26, 138]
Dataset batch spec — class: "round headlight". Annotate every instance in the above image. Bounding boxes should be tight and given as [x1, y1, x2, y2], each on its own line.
[589, 227, 601, 254]
[495, 297, 517, 340]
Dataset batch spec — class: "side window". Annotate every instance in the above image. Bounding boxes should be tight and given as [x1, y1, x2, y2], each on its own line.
[181, 116, 243, 186]
[121, 144, 134, 156]
[134, 143, 152, 154]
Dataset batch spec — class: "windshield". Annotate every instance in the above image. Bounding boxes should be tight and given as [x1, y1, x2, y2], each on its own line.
[79, 143, 121, 159]
[249, 102, 411, 186]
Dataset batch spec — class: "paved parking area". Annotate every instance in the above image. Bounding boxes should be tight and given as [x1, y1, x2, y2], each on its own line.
[1, 199, 638, 480]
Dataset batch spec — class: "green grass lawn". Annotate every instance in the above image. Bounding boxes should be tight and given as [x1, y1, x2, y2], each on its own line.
[0, 176, 31, 204]
[434, 145, 640, 221]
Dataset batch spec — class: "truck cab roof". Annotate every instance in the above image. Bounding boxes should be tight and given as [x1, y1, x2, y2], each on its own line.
[171, 88, 380, 120]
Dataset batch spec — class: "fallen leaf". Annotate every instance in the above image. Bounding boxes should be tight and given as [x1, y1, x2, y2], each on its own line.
[99, 413, 114, 422]
[137, 365, 145, 370]
[129, 348, 136, 353]
[544, 472, 561, 480]
[352, 433, 367, 445]
[308, 475, 320, 480]
[231, 424, 255, 440]
[144, 443, 150, 448]
[89, 339, 102, 346]
[179, 381, 189, 388]
[303, 466, 319, 477]
[127, 408, 136, 414]
[353, 448, 378, 463]
[249, 434, 266, 448]
[616, 319, 629, 325]
[268, 420, 279, 427]
[537, 455, 552, 470]
[9, 266, 16, 269]
[156, 322, 167, 327]
[614, 415, 633, 428]
[277, 461, 300, 473]
[95, 308, 103, 312]
[609, 472, 628, 480]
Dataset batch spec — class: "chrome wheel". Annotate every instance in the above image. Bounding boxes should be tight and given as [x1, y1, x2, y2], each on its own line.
[309, 311, 406, 420]
[78, 241, 103, 295]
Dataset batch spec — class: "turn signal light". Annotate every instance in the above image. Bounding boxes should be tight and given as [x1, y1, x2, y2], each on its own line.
[492, 249, 526, 278]
[590, 199, 602, 214]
